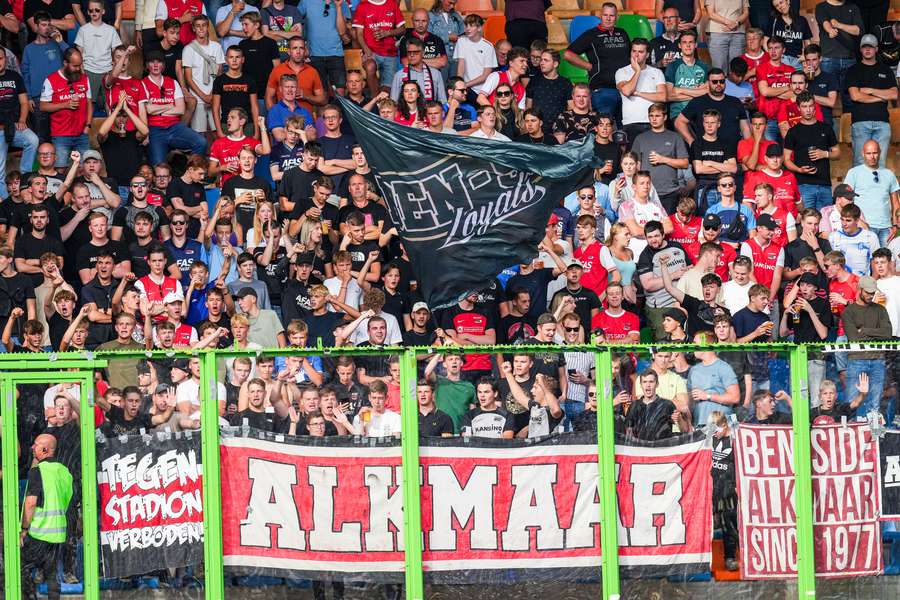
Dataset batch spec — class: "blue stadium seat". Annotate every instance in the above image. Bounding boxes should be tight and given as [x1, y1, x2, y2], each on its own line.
[569, 15, 600, 42]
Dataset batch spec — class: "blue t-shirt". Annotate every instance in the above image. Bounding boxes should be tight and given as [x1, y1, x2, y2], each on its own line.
[186, 282, 214, 325]
[298, 0, 351, 57]
[704, 202, 756, 243]
[808, 71, 837, 125]
[844, 165, 900, 230]
[215, 4, 260, 50]
[164, 238, 208, 288]
[687, 358, 738, 425]
[267, 100, 315, 131]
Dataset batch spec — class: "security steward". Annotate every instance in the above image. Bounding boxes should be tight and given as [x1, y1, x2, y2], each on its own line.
[20, 433, 74, 600]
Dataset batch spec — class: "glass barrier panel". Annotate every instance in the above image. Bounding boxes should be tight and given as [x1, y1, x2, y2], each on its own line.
[219, 349, 405, 599]
[617, 347, 797, 600]
[419, 346, 603, 600]
[94, 355, 204, 598]
[812, 342, 893, 598]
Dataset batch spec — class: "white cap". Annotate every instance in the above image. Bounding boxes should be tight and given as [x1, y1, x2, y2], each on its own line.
[412, 301, 430, 312]
[163, 291, 182, 304]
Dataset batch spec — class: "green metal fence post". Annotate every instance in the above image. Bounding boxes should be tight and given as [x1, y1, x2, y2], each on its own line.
[790, 345, 816, 599]
[2, 377, 20, 600]
[595, 349, 620, 600]
[200, 350, 225, 600]
[78, 372, 99, 600]
[400, 348, 424, 600]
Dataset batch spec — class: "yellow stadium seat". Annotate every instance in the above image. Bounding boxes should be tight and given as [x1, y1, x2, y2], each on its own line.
[891, 107, 900, 144]
[456, 0, 501, 15]
[839, 113, 852, 144]
[411, 0, 433, 11]
[586, 0, 623, 12]
[546, 14, 569, 48]
[344, 48, 363, 72]
[547, 0, 583, 19]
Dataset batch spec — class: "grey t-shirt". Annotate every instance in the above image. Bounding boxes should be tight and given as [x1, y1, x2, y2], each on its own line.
[631, 129, 689, 196]
[635, 241, 691, 308]
[228, 279, 271, 310]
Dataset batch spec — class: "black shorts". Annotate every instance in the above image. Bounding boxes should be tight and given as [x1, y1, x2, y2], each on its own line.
[309, 55, 347, 94]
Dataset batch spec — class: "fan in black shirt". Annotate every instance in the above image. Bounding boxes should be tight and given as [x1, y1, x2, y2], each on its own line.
[810, 377, 866, 423]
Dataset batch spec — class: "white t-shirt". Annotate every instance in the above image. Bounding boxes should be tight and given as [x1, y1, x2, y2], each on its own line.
[43, 383, 81, 414]
[722, 279, 753, 314]
[176, 378, 227, 412]
[614, 64, 665, 126]
[181, 40, 226, 96]
[469, 128, 510, 141]
[323, 277, 363, 312]
[876, 275, 900, 337]
[828, 228, 880, 276]
[353, 409, 402, 437]
[75, 22, 122, 73]
[453, 36, 498, 93]
[480, 71, 526, 109]
[889, 236, 900, 271]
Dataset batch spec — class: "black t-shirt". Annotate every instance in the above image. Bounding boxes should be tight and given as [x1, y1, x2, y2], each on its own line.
[101, 130, 144, 189]
[506, 268, 555, 319]
[768, 14, 811, 58]
[23, 0, 70, 40]
[337, 201, 388, 231]
[46, 421, 80, 476]
[593, 141, 621, 185]
[497, 313, 537, 344]
[681, 294, 731, 338]
[745, 410, 792, 425]
[626, 397, 677, 441]
[75, 239, 126, 274]
[711, 435, 736, 501]
[690, 136, 735, 186]
[418, 408, 454, 437]
[649, 34, 680, 68]
[784, 296, 833, 343]
[0, 271, 35, 321]
[550, 286, 601, 334]
[230, 408, 285, 432]
[345, 239, 381, 274]
[566, 26, 630, 89]
[251, 244, 290, 305]
[398, 30, 447, 61]
[808, 70, 838, 125]
[784, 238, 832, 277]
[198, 313, 233, 348]
[48, 312, 70, 350]
[319, 133, 356, 194]
[11, 196, 62, 240]
[378, 286, 408, 326]
[111, 203, 170, 245]
[303, 310, 345, 348]
[80, 277, 116, 347]
[0, 69, 25, 124]
[237, 36, 280, 94]
[280, 275, 321, 322]
[514, 133, 559, 145]
[221, 175, 272, 235]
[58, 206, 92, 267]
[498, 375, 535, 433]
[160, 42, 184, 80]
[102, 404, 154, 436]
[783, 121, 837, 186]
[680, 94, 746, 150]
[211, 71, 257, 121]
[277, 167, 323, 213]
[13, 232, 64, 285]
[166, 177, 206, 238]
[525, 74, 573, 133]
[810, 402, 857, 421]
[845, 61, 896, 123]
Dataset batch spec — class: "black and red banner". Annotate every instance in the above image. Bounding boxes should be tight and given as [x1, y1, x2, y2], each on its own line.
[735, 423, 882, 579]
[219, 431, 712, 582]
[97, 432, 204, 577]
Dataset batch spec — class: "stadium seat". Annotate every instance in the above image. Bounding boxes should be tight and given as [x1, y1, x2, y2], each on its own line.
[586, 0, 622, 12]
[891, 107, 900, 144]
[616, 12, 654, 39]
[546, 14, 569, 48]
[456, 0, 501, 16]
[483, 14, 507, 44]
[625, 0, 655, 17]
[344, 48, 362, 71]
[839, 113, 852, 144]
[547, 0, 584, 19]
[558, 53, 589, 84]
[411, 0, 432, 11]
[569, 14, 600, 42]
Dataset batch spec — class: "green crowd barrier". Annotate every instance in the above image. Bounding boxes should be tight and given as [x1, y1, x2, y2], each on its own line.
[3, 341, 882, 600]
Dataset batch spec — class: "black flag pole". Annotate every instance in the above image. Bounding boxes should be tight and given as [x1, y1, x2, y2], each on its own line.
[336, 96, 595, 310]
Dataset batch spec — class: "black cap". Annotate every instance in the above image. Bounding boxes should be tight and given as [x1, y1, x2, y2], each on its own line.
[702, 213, 721, 230]
[154, 383, 172, 395]
[171, 358, 190, 371]
[136, 361, 151, 375]
[235, 287, 258, 299]
[833, 183, 858, 200]
[144, 49, 165, 64]
[294, 252, 314, 265]
[756, 213, 778, 229]
[764, 144, 783, 157]
[797, 272, 820, 288]
[663, 308, 687, 327]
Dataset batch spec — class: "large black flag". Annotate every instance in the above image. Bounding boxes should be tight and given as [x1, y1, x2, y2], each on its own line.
[337, 97, 595, 310]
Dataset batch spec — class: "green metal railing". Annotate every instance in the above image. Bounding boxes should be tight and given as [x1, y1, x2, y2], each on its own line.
[0, 342, 826, 600]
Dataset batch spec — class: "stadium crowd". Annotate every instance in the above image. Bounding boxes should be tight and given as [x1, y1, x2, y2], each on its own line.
[0, 0, 899, 591]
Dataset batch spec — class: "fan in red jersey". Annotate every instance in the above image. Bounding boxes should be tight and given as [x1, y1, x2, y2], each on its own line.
[752, 182, 796, 247]
[590, 282, 640, 343]
[742, 144, 799, 216]
[668, 196, 702, 247]
[39, 47, 92, 167]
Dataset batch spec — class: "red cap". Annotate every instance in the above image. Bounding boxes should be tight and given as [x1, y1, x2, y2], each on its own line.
[547, 213, 559, 226]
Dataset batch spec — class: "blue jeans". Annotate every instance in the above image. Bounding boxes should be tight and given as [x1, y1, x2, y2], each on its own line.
[821, 57, 855, 119]
[562, 400, 584, 432]
[591, 87, 619, 120]
[781, 55, 802, 69]
[53, 133, 90, 167]
[851, 121, 890, 167]
[798, 184, 833, 211]
[765, 118, 781, 143]
[707, 32, 745, 72]
[847, 359, 886, 418]
[373, 53, 399, 87]
[834, 333, 848, 373]
[148, 124, 207, 166]
[0, 126, 38, 195]
[870, 226, 892, 247]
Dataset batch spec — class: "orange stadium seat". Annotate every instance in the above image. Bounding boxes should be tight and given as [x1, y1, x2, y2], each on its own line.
[483, 15, 507, 44]
[547, 0, 584, 19]
[455, 0, 501, 15]
[121, 0, 135, 20]
[626, 0, 655, 17]
[586, 0, 623, 13]
[344, 48, 363, 72]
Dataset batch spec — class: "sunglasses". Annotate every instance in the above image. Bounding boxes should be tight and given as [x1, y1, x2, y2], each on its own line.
[873, 170, 880, 183]
[496, 90, 512, 97]
[87, 8, 102, 13]
[171, 220, 186, 226]
[588, 392, 596, 397]
[407, 50, 422, 55]
[578, 194, 595, 199]
[719, 182, 735, 188]
[564, 326, 580, 332]
[323, 2, 330, 16]
[709, 79, 726, 84]
[131, 182, 147, 187]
